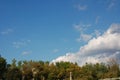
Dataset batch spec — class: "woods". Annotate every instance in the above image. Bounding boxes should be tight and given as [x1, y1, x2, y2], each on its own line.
[0, 56, 120, 80]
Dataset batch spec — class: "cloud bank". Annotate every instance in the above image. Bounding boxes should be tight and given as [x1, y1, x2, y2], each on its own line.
[52, 24, 120, 65]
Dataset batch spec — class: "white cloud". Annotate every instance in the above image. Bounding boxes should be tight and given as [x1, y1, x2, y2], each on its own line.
[22, 51, 32, 55]
[107, 0, 116, 10]
[74, 23, 102, 42]
[62, 38, 68, 42]
[75, 4, 87, 11]
[94, 30, 101, 37]
[13, 39, 31, 48]
[53, 49, 59, 53]
[52, 24, 120, 66]
[74, 23, 91, 32]
[76, 33, 92, 42]
[52, 52, 79, 63]
[108, 2, 114, 9]
[1, 29, 13, 35]
[95, 16, 100, 24]
[74, 23, 93, 42]
[13, 42, 25, 48]
[27, 39, 31, 43]
[74, 24, 84, 32]
[106, 24, 120, 34]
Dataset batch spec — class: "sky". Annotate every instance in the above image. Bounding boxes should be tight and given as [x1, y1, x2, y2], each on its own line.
[0, 0, 120, 65]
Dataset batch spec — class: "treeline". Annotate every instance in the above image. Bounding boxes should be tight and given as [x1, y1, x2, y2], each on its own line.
[0, 56, 120, 80]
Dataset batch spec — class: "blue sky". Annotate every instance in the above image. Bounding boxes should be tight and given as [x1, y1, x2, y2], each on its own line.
[0, 0, 120, 64]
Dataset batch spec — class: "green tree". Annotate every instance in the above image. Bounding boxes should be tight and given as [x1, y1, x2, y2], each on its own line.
[104, 59, 120, 78]
[17, 61, 22, 69]
[48, 63, 58, 80]
[6, 67, 22, 80]
[0, 56, 7, 79]
[11, 58, 17, 68]
[21, 61, 33, 80]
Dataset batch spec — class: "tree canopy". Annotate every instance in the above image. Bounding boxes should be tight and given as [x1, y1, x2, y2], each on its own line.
[0, 56, 120, 80]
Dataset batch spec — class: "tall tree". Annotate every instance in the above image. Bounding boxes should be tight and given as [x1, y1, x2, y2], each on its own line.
[11, 58, 17, 68]
[0, 56, 7, 79]
[6, 67, 22, 80]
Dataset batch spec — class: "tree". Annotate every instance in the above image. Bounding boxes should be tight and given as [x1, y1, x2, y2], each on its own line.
[21, 61, 33, 80]
[104, 59, 120, 78]
[0, 56, 7, 79]
[48, 63, 58, 80]
[6, 67, 22, 80]
[17, 61, 22, 69]
[11, 58, 17, 68]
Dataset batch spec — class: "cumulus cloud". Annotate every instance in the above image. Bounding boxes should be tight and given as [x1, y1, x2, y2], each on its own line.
[52, 24, 120, 66]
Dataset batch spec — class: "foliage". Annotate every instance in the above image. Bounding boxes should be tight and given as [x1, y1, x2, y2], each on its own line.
[0, 56, 7, 79]
[6, 67, 22, 80]
[0, 56, 120, 80]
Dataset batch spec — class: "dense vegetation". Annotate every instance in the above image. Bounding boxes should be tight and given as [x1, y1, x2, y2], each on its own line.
[0, 56, 120, 80]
